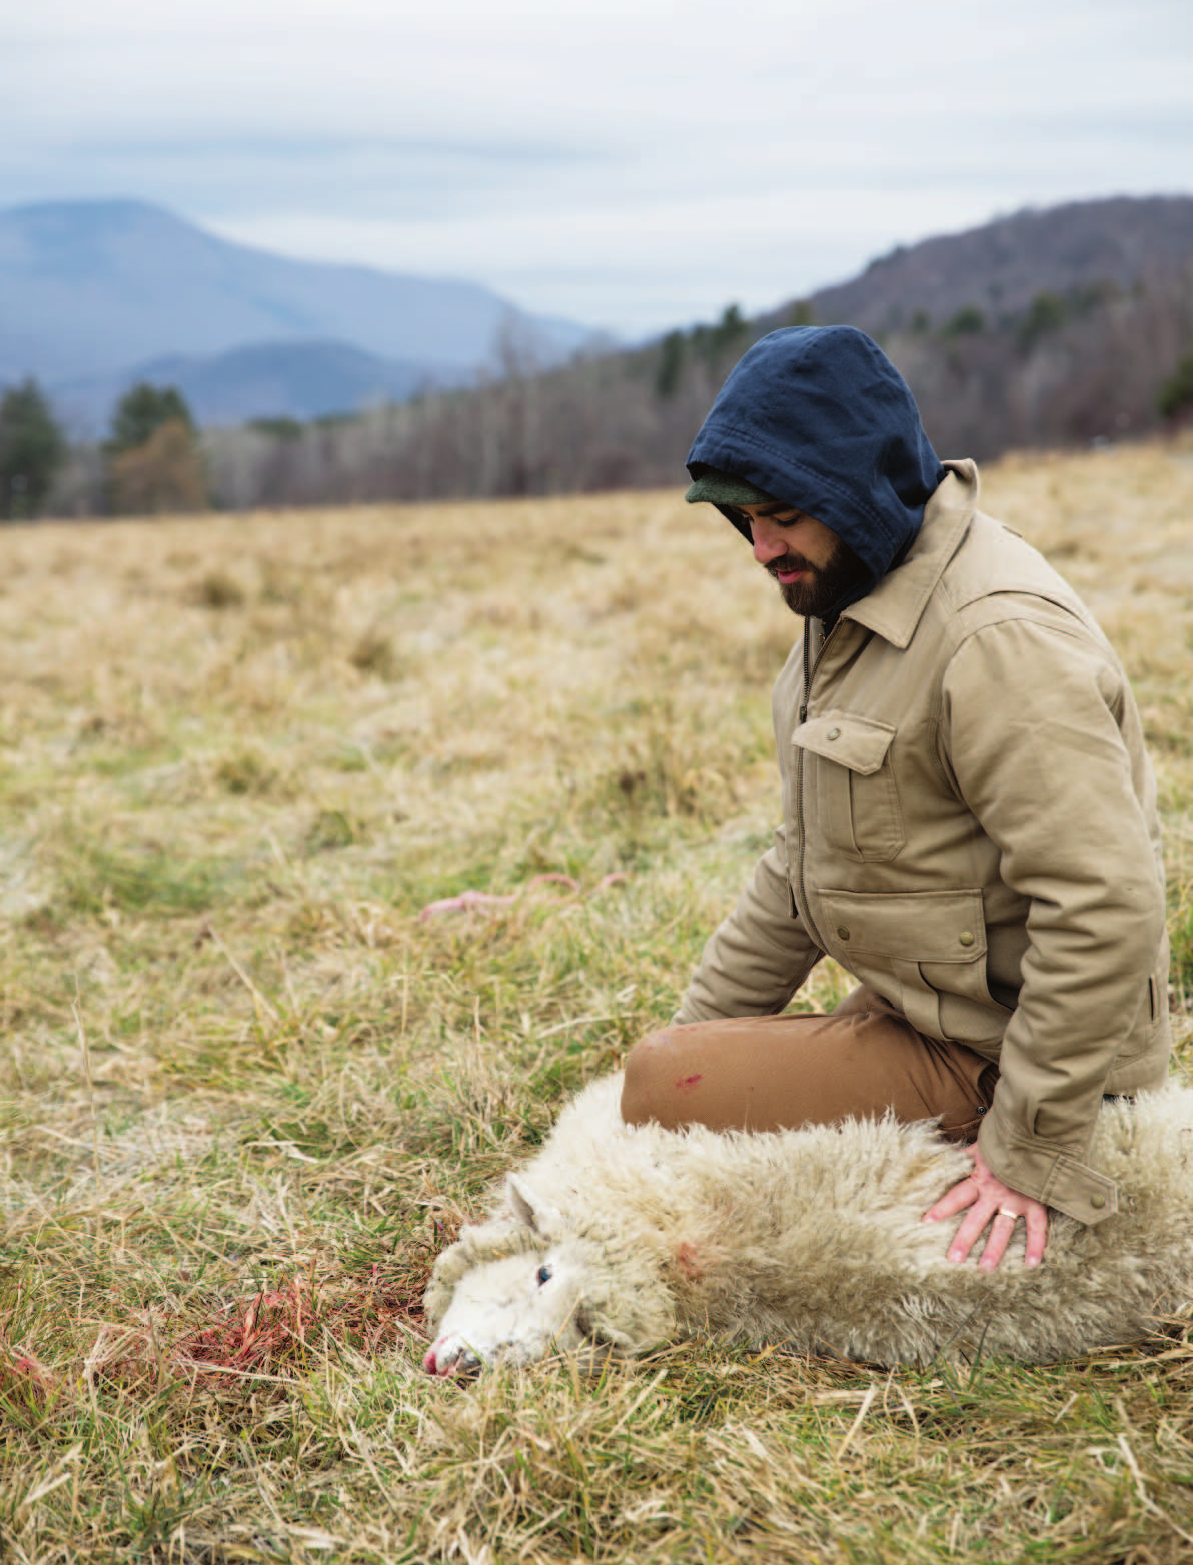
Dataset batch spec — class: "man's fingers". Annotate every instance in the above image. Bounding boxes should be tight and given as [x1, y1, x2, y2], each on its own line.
[945, 1204, 996, 1265]
[923, 1165, 1049, 1270]
[1023, 1206, 1048, 1268]
[978, 1209, 1019, 1271]
[922, 1178, 978, 1225]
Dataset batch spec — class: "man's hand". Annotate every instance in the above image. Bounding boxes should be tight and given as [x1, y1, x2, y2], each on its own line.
[923, 1145, 1049, 1270]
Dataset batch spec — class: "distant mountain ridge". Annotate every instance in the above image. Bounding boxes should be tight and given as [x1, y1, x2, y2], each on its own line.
[52, 341, 471, 432]
[6, 192, 1192, 443]
[775, 194, 1193, 335]
[0, 198, 598, 429]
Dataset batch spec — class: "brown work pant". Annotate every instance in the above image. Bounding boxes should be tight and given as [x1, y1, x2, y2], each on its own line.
[621, 986, 998, 1144]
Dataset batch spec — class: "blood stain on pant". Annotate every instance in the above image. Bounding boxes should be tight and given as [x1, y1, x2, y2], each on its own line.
[675, 1074, 703, 1091]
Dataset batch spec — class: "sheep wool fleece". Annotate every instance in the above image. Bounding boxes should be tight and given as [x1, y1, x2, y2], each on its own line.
[424, 1073, 1193, 1372]
[679, 328, 1170, 1228]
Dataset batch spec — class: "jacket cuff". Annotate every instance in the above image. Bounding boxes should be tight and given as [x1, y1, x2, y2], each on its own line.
[978, 1107, 1118, 1226]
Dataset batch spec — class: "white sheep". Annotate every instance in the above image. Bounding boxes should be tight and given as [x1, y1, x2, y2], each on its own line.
[423, 1072, 1193, 1373]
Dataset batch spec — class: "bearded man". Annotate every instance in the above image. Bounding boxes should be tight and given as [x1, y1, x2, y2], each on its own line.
[620, 325, 1171, 1271]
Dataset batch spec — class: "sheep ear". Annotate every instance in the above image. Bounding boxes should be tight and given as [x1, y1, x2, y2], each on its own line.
[507, 1174, 562, 1238]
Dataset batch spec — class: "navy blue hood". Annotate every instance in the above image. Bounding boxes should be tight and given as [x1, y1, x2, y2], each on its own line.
[687, 326, 945, 599]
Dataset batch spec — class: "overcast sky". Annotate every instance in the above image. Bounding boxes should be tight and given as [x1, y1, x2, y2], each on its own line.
[3, 0, 1191, 337]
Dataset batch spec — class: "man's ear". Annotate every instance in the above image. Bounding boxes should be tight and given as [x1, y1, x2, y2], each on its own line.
[507, 1173, 563, 1239]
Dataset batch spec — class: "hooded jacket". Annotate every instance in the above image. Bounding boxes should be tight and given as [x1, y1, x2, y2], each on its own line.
[688, 325, 945, 607]
[678, 328, 1170, 1225]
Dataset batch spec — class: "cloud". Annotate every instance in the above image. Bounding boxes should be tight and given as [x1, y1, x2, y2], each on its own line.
[3, 0, 1191, 333]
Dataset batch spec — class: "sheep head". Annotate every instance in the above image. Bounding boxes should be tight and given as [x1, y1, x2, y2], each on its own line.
[423, 1173, 675, 1377]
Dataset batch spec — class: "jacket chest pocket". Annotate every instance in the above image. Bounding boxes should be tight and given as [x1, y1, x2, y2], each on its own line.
[793, 712, 905, 862]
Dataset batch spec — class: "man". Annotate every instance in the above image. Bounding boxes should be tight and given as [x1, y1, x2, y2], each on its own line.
[620, 325, 1170, 1271]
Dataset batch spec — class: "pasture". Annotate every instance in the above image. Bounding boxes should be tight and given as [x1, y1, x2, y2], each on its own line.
[3, 438, 1193, 1563]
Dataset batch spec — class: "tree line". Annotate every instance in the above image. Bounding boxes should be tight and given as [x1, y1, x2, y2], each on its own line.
[4, 269, 1193, 522]
[1, 382, 205, 521]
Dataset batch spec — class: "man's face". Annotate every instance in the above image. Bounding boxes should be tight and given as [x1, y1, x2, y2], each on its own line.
[732, 501, 867, 618]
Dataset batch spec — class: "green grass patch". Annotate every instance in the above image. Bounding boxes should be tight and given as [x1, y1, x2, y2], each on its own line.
[47, 833, 243, 917]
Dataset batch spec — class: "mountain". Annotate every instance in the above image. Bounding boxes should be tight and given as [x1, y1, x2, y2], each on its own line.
[0, 198, 599, 429]
[779, 194, 1193, 335]
[50, 341, 474, 431]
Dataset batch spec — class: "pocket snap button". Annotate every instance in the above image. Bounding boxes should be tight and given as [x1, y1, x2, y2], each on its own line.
[959, 931, 975, 948]
[827, 727, 841, 740]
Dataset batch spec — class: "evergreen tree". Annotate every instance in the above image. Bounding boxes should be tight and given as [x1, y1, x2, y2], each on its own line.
[711, 303, 748, 356]
[1158, 354, 1193, 420]
[0, 379, 67, 520]
[105, 383, 195, 457]
[655, 331, 686, 399]
[103, 383, 206, 515]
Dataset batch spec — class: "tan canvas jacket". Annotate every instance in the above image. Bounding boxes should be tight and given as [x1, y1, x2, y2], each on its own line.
[677, 461, 1171, 1224]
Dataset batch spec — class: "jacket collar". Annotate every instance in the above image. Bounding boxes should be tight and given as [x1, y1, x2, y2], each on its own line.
[839, 460, 978, 649]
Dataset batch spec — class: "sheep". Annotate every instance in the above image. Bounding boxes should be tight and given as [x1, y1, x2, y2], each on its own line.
[423, 1072, 1193, 1374]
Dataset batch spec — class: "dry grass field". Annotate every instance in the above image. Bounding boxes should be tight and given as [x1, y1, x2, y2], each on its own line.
[3, 437, 1193, 1563]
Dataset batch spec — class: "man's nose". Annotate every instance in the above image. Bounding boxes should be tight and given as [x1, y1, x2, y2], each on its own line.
[751, 517, 788, 564]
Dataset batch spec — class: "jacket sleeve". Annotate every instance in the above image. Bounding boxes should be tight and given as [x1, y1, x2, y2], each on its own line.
[675, 827, 825, 1023]
[940, 614, 1167, 1224]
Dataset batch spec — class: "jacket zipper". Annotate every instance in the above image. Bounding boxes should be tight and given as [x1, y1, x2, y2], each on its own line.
[793, 615, 838, 949]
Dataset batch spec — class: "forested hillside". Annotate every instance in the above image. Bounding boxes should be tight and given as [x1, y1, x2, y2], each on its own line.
[781, 196, 1193, 337]
[40, 195, 1193, 515]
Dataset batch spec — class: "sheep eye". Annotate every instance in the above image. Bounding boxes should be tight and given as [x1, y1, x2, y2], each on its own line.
[534, 1264, 552, 1286]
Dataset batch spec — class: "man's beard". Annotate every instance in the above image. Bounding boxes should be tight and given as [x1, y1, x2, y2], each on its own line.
[769, 539, 868, 618]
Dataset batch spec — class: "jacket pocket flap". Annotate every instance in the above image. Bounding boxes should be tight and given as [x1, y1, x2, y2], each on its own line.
[818, 889, 987, 963]
[793, 713, 896, 774]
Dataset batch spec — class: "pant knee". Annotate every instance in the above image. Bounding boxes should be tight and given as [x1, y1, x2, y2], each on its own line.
[621, 1027, 678, 1126]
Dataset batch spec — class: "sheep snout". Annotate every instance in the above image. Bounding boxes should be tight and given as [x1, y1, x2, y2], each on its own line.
[423, 1337, 480, 1378]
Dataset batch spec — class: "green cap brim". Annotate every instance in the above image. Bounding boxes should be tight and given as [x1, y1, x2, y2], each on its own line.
[684, 471, 777, 506]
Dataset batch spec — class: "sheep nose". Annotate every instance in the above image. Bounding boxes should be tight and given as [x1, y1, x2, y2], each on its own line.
[423, 1339, 482, 1378]
[423, 1341, 460, 1376]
